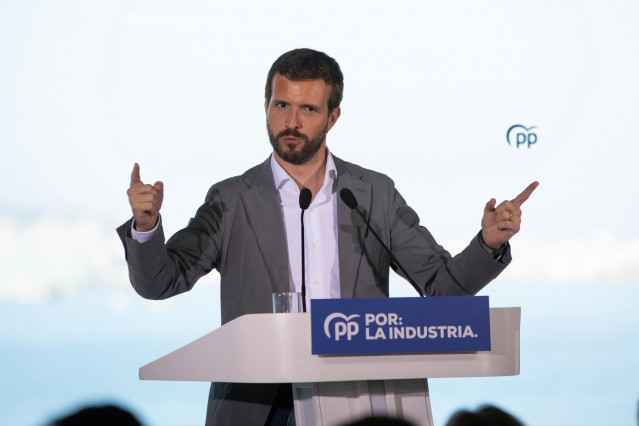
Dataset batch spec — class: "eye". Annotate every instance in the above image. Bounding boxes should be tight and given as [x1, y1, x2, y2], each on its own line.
[304, 106, 316, 113]
[275, 102, 287, 109]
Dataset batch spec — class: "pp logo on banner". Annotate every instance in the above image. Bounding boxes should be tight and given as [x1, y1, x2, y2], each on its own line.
[311, 297, 491, 355]
[507, 124, 537, 149]
[324, 313, 360, 341]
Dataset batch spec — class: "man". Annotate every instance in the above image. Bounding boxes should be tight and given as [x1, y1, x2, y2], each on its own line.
[117, 48, 537, 425]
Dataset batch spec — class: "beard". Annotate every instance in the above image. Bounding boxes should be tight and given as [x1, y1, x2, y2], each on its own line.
[267, 120, 328, 166]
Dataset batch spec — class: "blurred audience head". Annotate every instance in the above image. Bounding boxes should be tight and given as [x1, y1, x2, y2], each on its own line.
[47, 403, 143, 426]
[341, 415, 416, 426]
[446, 404, 524, 426]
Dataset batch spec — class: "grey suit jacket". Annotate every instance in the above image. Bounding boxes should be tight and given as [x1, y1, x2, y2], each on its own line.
[117, 155, 510, 425]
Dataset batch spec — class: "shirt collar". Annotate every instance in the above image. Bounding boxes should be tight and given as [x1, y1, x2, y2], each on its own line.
[270, 149, 337, 192]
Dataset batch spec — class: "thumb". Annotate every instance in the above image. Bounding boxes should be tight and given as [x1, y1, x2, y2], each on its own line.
[131, 163, 142, 186]
[484, 198, 496, 213]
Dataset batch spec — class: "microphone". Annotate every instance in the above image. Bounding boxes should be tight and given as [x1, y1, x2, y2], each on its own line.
[340, 187, 358, 209]
[339, 188, 424, 297]
[299, 188, 312, 210]
[299, 188, 312, 312]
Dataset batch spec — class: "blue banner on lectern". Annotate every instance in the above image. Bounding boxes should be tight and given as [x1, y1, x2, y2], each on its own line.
[310, 296, 491, 355]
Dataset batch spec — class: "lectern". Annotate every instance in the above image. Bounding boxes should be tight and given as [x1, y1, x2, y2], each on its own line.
[140, 307, 520, 426]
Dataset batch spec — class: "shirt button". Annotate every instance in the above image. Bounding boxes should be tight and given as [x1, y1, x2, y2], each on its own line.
[314, 279, 320, 286]
[312, 242, 317, 249]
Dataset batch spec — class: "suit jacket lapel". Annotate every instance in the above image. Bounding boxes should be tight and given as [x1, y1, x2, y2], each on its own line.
[240, 158, 292, 294]
[335, 157, 372, 298]
[239, 155, 373, 298]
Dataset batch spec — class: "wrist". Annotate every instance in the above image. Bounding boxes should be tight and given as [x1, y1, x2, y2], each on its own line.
[478, 231, 507, 258]
[133, 216, 160, 233]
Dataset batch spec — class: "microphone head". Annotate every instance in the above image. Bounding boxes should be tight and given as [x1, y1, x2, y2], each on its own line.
[299, 188, 312, 210]
[339, 188, 358, 209]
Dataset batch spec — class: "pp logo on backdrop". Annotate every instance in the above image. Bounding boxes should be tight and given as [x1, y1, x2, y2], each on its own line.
[324, 313, 360, 341]
[507, 124, 537, 149]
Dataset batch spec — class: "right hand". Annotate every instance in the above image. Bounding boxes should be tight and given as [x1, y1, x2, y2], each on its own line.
[481, 181, 538, 248]
[127, 163, 164, 232]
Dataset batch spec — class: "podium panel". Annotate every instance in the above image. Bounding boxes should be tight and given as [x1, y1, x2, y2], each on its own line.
[139, 307, 520, 426]
[140, 308, 520, 382]
[293, 379, 434, 426]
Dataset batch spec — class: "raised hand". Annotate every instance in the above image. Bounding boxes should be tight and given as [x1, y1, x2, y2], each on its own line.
[481, 181, 539, 248]
[127, 163, 164, 232]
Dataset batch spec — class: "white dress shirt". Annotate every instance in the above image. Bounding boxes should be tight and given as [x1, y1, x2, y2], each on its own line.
[270, 153, 341, 310]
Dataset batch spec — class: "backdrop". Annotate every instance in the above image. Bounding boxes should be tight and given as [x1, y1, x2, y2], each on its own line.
[1, 1, 637, 425]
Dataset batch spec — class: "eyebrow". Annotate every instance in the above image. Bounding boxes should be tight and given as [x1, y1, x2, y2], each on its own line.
[271, 98, 324, 111]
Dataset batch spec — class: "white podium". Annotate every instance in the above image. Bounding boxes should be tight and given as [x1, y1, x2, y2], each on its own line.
[140, 307, 520, 426]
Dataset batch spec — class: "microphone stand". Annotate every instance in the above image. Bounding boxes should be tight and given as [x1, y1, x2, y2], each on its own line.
[301, 209, 307, 312]
[299, 188, 312, 312]
[340, 188, 424, 297]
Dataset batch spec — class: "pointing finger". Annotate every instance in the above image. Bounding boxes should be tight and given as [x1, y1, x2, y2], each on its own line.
[512, 181, 539, 206]
[131, 163, 142, 186]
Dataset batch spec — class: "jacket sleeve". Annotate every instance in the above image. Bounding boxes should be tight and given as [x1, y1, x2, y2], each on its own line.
[116, 188, 225, 300]
[386, 180, 510, 296]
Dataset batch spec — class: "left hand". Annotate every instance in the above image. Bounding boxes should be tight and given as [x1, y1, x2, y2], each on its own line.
[481, 181, 539, 248]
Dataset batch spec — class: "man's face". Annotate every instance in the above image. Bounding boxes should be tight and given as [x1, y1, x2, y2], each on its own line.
[265, 73, 340, 165]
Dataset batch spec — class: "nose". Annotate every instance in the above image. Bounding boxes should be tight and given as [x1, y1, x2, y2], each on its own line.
[285, 108, 301, 129]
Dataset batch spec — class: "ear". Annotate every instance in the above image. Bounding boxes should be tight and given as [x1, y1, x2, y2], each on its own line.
[264, 98, 268, 114]
[327, 107, 341, 132]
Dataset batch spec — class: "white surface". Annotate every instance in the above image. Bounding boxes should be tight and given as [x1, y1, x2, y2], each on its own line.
[139, 307, 520, 383]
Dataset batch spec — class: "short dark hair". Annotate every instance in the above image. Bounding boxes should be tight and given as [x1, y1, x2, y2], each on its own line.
[265, 48, 344, 112]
